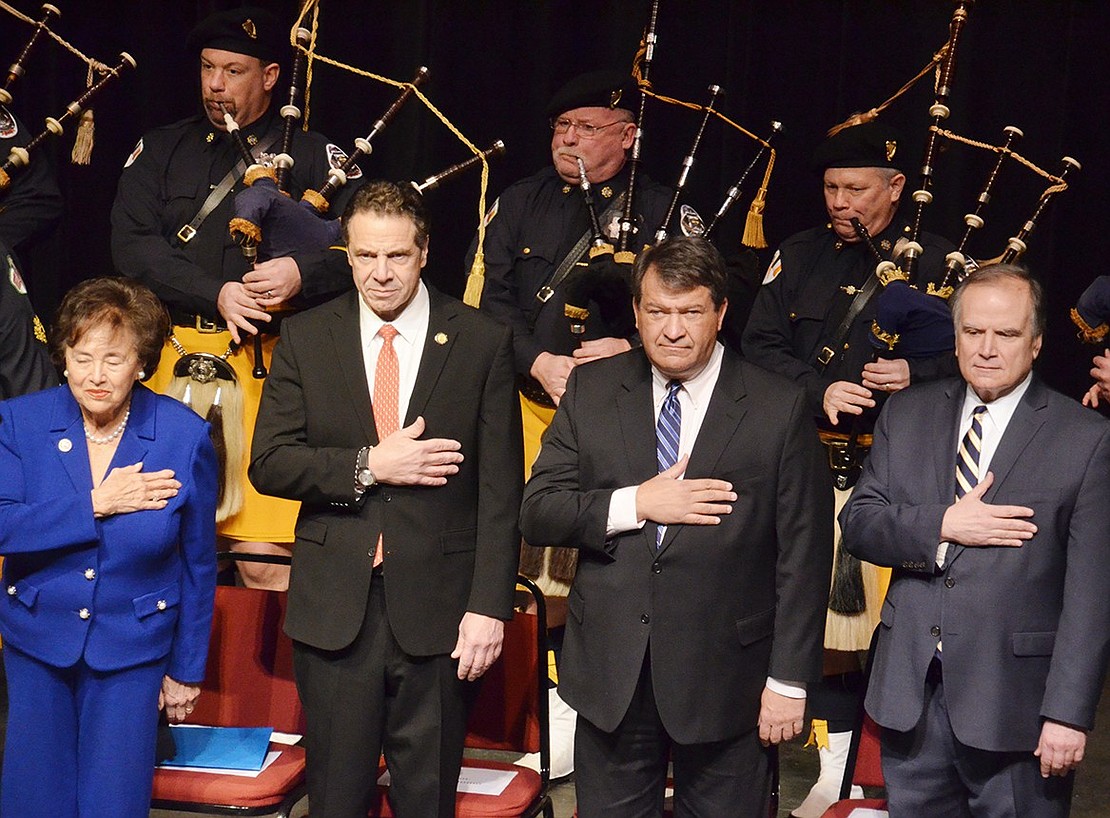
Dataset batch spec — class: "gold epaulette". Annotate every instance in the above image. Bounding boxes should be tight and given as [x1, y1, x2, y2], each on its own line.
[244, 165, 277, 187]
[301, 188, 329, 214]
[927, 282, 954, 300]
[870, 320, 900, 352]
[228, 217, 261, 244]
[1071, 307, 1109, 344]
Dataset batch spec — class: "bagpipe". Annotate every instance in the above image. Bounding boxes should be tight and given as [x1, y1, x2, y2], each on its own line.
[827, 1, 1081, 362]
[0, 3, 135, 194]
[563, 0, 781, 337]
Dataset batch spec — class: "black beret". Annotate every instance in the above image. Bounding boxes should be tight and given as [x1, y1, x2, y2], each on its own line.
[812, 120, 905, 172]
[546, 70, 638, 120]
[187, 7, 285, 64]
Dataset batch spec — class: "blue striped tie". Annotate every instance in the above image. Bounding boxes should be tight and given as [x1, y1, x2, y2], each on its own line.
[656, 380, 682, 548]
[955, 405, 988, 499]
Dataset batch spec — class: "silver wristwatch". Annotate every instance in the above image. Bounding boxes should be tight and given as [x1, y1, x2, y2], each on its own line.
[354, 445, 376, 494]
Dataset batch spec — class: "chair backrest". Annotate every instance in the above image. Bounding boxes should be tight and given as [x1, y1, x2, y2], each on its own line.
[185, 584, 303, 734]
[850, 713, 884, 789]
[464, 578, 548, 756]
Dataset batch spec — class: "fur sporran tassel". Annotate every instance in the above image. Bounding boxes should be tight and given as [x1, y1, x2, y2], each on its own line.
[828, 535, 866, 615]
[165, 349, 244, 522]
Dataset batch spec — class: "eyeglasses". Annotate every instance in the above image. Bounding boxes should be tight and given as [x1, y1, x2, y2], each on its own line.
[550, 117, 629, 139]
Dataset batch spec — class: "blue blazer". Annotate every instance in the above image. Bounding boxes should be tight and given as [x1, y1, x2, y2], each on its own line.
[0, 383, 217, 683]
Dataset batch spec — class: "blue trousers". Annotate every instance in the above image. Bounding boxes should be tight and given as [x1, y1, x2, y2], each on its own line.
[1, 645, 168, 818]
[881, 661, 1074, 818]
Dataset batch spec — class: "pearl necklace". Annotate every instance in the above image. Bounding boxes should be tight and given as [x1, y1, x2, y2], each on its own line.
[84, 406, 131, 445]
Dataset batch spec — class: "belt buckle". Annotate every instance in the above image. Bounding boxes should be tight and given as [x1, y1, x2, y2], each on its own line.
[195, 315, 222, 333]
[536, 286, 555, 303]
[817, 346, 835, 366]
[176, 224, 197, 244]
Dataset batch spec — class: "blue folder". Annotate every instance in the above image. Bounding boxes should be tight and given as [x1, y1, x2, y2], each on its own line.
[162, 725, 273, 771]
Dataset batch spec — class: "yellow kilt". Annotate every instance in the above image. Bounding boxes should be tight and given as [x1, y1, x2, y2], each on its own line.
[148, 327, 299, 543]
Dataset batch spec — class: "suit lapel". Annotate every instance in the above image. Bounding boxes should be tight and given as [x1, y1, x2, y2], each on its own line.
[934, 381, 965, 502]
[50, 388, 91, 493]
[330, 292, 378, 443]
[615, 353, 658, 556]
[658, 352, 748, 556]
[109, 384, 153, 473]
[404, 289, 457, 425]
[979, 377, 1048, 500]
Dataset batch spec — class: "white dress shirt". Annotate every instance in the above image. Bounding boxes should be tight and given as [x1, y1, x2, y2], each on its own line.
[358, 282, 430, 425]
[936, 372, 1034, 568]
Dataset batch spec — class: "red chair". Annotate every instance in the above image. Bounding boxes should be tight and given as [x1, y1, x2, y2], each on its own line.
[818, 712, 887, 816]
[820, 633, 887, 817]
[151, 553, 306, 817]
[371, 576, 553, 818]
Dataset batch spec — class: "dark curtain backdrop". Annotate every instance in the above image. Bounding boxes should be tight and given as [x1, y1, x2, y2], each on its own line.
[2, 0, 1106, 402]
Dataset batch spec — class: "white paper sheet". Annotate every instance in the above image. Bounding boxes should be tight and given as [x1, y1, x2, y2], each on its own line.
[377, 765, 519, 797]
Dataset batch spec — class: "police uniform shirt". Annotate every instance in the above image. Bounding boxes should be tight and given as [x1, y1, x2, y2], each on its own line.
[110, 107, 358, 321]
[742, 219, 956, 423]
[0, 105, 64, 252]
[468, 165, 670, 379]
[0, 242, 55, 400]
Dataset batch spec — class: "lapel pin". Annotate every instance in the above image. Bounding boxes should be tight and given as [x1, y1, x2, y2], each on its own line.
[434, 332, 448, 345]
[58, 438, 72, 452]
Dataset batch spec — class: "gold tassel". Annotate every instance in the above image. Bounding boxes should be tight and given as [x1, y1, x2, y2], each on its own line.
[803, 718, 831, 750]
[742, 150, 776, 249]
[463, 251, 485, 308]
[71, 108, 95, 165]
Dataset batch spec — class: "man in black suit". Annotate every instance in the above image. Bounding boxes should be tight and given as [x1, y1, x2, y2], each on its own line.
[250, 180, 523, 818]
[520, 236, 832, 817]
[842, 264, 1110, 816]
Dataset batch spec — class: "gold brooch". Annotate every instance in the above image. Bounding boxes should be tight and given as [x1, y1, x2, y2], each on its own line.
[880, 239, 892, 251]
[247, 134, 258, 146]
[601, 185, 613, 199]
[205, 132, 215, 143]
[434, 332, 448, 345]
[562, 185, 571, 194]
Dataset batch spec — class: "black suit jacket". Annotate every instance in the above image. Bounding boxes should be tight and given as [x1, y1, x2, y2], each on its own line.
[842, 376, 1110, 751]
[520, 347, 832, 743]
[250, 287, 523, 656]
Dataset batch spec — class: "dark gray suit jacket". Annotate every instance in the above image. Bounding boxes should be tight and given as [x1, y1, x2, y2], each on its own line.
[842, 375, 1110, 752]
[250, 287, 523, 656]
[520, 347, 832, 743]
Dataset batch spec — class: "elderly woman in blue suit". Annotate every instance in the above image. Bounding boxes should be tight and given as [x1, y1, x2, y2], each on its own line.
[0, 277, 218, 818]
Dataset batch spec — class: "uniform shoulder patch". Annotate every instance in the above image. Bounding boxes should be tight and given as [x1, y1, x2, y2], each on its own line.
[762, 249, 782, 285]
[482, 197, 500, 228]
[124, 138, 144, 168]
[326, 143, 362, 179]
[7, 254, 28, 295]
[0, 105, 17, 139]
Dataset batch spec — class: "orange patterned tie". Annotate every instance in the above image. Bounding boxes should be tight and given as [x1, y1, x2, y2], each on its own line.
[371, 324, 400, 567]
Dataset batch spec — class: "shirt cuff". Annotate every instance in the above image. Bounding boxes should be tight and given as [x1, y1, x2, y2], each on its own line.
[766, 677, 807, 699]
[606, 485, 645, 538]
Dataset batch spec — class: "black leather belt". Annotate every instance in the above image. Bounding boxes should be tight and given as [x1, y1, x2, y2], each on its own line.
[169, 310, 228, 333]
[517, 376, 556, 409]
